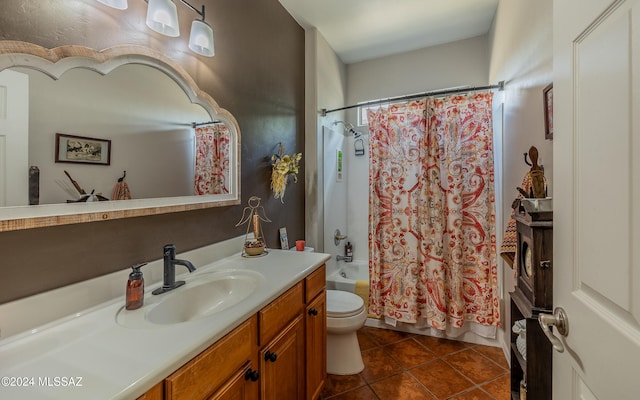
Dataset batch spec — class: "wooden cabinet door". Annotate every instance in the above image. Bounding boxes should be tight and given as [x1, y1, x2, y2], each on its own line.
[260, 315, 305, 400]
[165, 316, 257, 400]
[305, 291, 326, 400]
[208, 363, 258, 400]
[137, 381, 163, 400]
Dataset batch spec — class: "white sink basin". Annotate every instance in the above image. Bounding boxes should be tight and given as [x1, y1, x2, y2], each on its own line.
[116, 269, 265, 328]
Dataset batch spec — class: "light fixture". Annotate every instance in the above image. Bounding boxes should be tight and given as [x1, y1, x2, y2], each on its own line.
[180, 1, 214, 57]
[189, 19, 214, 57]
[96, 0, 128, 9]
[98, 0, 215, 57]
[146, 0, 180, 37]
[96, 0, 215, 57]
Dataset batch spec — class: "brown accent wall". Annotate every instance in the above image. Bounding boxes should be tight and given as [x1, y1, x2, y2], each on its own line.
[0, 0, 305, 304]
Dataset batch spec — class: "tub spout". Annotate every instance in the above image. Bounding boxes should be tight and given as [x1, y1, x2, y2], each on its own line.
[336, 255, 353, 263]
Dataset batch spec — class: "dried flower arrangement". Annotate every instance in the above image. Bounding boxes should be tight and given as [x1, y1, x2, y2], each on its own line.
[270, 143, 302, 203]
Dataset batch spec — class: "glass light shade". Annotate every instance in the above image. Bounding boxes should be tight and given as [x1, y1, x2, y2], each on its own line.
[188, 20, 215, 57]
[146, 0, 180, 37]
[96, 0, 128, 9]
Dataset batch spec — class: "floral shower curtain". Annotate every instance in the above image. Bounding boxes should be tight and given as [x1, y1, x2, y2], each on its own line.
[367, 92, 500, 336]
[194, 123, 230, 195]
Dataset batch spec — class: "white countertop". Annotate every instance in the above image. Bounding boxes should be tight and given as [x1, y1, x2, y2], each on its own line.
[0, 249, 330, 399]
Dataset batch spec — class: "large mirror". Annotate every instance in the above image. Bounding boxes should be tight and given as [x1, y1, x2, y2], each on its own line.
[0, 41, 240, 231]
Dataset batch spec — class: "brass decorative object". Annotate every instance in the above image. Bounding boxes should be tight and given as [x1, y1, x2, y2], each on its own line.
[236, 196, 271, 257]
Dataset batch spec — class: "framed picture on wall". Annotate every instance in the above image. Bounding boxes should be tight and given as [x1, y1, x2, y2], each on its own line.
[55, 133, 111, 165]
[543, 83, 553, 140]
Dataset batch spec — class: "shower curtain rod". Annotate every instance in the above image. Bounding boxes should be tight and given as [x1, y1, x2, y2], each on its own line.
[320, 81, 504, 117]
[192, 120, 223, 128]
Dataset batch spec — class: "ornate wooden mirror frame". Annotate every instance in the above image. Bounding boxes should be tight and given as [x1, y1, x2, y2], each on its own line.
[0, 41, 241, 232]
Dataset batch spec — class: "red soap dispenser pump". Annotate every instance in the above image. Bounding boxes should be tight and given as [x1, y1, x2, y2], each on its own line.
[126, 263, 147, 310]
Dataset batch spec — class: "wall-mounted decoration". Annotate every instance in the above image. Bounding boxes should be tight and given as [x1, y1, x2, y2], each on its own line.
[543, 83, 553, 140]
[270, 143, 302, 203]
[55, 133, 111, 165]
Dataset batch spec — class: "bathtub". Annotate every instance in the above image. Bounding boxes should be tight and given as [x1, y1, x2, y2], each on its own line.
[326, 261, 368, 292]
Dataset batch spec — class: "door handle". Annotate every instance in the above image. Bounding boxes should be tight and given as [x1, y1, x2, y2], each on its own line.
[538, 307, 569, 353]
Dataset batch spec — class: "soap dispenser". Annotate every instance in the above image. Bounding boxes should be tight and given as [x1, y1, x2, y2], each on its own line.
[126, 263, 147, 310]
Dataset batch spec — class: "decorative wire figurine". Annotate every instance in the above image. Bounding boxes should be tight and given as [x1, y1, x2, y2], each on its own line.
[236, 196, 272, 257]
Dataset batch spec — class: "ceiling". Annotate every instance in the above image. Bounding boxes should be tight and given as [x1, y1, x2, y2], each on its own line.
[278, 0, 499, 64]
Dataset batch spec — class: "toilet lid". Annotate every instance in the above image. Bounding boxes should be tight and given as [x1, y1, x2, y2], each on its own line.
[326, 290, 365, 318]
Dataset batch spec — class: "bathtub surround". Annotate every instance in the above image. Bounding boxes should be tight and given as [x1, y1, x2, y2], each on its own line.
[326, 261, 372, 318]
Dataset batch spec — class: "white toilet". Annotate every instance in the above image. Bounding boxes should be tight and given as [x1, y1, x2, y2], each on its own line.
[326, 289, 367, 375]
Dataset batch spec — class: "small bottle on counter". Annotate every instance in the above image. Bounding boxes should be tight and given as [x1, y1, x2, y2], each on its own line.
[126, 263, 147, 310]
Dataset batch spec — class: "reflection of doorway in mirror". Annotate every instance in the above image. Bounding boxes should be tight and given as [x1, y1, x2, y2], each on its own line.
[0, 69, 29, 207]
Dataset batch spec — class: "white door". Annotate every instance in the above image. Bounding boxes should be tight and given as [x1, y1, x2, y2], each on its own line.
[0, 69, 29, 206]
[552, 0, 640, 398]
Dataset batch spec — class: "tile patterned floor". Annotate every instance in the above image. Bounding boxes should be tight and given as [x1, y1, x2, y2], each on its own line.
[322, 326, 511, 400]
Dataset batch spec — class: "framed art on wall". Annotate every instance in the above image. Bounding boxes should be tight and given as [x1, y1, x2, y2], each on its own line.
[543, 83, 553, 140]
[55, 133, 111, 165]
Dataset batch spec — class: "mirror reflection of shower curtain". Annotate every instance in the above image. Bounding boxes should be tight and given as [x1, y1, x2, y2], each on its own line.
[367, 92, 500, 338]
[193, 123, 230, 195]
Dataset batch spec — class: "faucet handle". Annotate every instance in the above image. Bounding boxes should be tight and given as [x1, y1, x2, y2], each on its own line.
[334, 229, 348, 246]
[164, 244, 176, 256]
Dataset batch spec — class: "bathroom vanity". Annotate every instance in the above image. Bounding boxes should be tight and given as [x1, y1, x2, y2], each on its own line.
[0, 248, 329, 400]
[145, 265, 326, 400]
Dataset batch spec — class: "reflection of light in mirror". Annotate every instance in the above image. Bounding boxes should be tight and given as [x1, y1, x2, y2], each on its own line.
[10, 64, 230, 206]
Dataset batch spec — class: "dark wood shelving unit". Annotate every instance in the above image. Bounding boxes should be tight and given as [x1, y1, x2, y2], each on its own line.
[510, 288, 552, 399]
[509, 199, 553, 400]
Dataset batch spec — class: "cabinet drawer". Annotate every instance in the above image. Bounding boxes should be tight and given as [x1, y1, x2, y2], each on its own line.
[259, 282, 304, 345]
[305, 264, 326, 303]
[165, 315, 257, 400]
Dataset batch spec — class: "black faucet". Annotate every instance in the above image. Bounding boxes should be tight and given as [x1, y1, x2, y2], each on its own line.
[152, 244, 197, 295]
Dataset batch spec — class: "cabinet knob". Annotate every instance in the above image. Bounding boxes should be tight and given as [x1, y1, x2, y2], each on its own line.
[244, 368, 259, 382]
[308, 308, 318, 316]
[264, 351, 277, 362]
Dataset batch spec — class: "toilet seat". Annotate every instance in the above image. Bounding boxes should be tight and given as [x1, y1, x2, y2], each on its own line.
[327, 290, 364, 318]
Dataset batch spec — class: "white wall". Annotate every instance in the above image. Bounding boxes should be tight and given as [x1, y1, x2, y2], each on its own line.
[305, 28, 348, 276]
[347, 35, 490, 106]
[487, 0, 553, 353]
